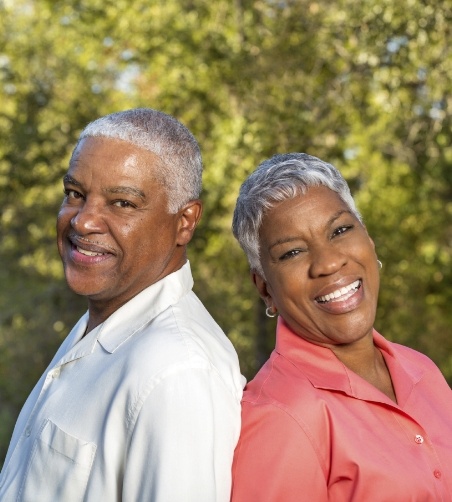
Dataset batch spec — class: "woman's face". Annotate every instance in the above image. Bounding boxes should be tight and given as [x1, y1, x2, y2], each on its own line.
[255, 185, 380, 348]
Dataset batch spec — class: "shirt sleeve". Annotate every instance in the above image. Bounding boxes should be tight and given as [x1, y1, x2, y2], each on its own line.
[231, 401, 328, 502]
[122, 367, 241, 502]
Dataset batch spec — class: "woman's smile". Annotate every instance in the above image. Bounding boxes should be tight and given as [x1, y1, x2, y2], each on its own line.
[314, 278, 364, 315]
[254, 185, 380, 347]
[315, 279, 361, 304]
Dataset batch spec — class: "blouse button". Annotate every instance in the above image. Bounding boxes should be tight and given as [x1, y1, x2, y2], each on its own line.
[414, 434, 424, 444]
[434, 470, 442, 479]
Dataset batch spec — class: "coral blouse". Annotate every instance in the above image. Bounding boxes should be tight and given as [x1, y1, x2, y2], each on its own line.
[232, 317, 452, 501]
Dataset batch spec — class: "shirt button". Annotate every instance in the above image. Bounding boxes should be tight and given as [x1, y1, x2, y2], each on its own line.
[50, 368, 60, 379]
[25, 427, 31, 437]
[414, 434, 424, 444]
[434, 470, 442, 479]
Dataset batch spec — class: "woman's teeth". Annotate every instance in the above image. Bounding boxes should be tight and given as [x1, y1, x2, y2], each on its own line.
[316, 280, 360, 304]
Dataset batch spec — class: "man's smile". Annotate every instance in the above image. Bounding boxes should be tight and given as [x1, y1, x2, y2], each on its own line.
[76, 246, 107, 257]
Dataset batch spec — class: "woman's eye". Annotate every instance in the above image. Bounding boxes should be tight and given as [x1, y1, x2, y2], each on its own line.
[332, 225, 353, 237]
[280, 249, 302, 260]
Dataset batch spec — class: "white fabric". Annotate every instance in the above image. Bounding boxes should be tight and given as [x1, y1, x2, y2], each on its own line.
[0, 262, 245, 502]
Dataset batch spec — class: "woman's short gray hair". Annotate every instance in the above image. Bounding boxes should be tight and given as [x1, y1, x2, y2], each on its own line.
[232, 153, 362, 276]
[75, 108, 202, 213]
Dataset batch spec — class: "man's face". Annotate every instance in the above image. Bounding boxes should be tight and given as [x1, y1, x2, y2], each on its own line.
[57, 136, 196, 314]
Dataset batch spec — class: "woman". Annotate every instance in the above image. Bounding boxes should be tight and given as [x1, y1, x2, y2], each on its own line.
[231, 153, 452, 501]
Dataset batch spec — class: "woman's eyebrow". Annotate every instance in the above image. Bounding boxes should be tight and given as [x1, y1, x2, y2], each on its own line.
[268, 209, 354, 251]
[328, 209, 353, 226]
[268, 235, 302, 251]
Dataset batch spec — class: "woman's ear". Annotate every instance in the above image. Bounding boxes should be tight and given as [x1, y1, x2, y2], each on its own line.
[361, 223, 375, 250]
[251, 271, 273, 308]
[176, 200, 203, 246]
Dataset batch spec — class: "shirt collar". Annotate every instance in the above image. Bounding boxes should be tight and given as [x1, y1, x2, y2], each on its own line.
[94, 261, 194, 353]
[275, 317, 425, 407]
[374, 331, 424, 407]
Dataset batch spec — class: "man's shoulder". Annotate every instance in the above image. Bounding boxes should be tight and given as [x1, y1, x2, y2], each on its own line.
[115, 291, 242, 393]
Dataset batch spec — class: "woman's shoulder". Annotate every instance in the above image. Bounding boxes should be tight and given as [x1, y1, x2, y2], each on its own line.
[389, 340, 441, 370]
[242, 351, 322, 418]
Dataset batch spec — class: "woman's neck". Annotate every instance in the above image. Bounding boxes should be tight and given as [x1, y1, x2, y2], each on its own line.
[331, 336, 397, 403]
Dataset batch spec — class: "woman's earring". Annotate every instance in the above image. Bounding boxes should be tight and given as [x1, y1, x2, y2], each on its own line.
[265, 306, 278, 318]
[377, 259, 383, 270]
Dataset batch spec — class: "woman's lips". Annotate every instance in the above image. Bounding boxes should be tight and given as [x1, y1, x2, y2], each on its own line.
[314, 280, 363, 314]
[315, 279, 361, 304]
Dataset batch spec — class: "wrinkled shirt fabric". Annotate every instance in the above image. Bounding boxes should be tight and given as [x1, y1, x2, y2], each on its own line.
[1, 262, 245, 502]
[232, 317, 452, 501]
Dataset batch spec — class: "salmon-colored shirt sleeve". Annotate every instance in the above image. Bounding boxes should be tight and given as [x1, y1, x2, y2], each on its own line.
[231, 401, 328, 502]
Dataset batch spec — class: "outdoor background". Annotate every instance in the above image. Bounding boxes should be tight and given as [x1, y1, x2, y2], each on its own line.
[0, 0, 451, 465]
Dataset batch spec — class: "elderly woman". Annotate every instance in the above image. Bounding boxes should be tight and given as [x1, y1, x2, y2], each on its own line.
[231, 153, 452, 501]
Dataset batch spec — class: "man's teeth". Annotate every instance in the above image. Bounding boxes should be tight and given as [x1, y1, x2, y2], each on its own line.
[77, 246, 105, 257]
[317, 280, 360, 304]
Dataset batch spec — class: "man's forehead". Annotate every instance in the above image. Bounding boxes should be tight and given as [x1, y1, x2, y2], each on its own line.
[69, 136, 164, 174]
[72, 136, 162, 162]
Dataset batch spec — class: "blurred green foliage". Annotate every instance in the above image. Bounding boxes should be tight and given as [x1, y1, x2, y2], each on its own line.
[0, 0, 451, 465]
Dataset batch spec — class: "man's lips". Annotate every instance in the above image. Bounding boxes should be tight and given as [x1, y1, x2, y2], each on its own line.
[315, 280, 361, 304]
[76, 246, 107, 257]
[68, 235, 115, 257]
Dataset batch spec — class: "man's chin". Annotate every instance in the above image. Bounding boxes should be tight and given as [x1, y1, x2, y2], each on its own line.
[65, 279, 105, 299]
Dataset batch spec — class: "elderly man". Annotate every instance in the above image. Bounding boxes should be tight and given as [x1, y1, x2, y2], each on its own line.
[0, 109, 244, 501]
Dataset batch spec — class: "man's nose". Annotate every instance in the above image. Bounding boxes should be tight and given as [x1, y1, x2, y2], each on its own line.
[70, 200, 106, 234]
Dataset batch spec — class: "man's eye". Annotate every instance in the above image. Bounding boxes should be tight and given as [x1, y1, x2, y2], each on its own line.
[113, 200, 134, 208]
[64, 188, 83, 199]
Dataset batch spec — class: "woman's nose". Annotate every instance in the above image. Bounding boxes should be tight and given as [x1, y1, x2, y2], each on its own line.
[309, 246, 347, 278]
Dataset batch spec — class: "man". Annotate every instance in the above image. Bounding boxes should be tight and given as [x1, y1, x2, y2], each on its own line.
[0, 108, 244, 501]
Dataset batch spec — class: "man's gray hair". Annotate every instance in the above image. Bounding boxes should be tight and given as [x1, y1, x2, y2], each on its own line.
[232, 153, 362, 276]
[74, 108, 202, 213]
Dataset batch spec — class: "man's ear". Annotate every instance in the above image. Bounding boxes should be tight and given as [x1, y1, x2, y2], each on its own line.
[176, 200, 203, 246]
[251, 271, 273, 308]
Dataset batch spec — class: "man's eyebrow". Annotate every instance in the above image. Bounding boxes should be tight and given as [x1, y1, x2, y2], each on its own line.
[105, 186, 146, 200]
[63, 174, 81, 186]
[62, 176, 146, 200]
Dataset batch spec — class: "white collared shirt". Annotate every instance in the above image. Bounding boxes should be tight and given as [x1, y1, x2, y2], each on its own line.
[0, 262, 245, 502]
